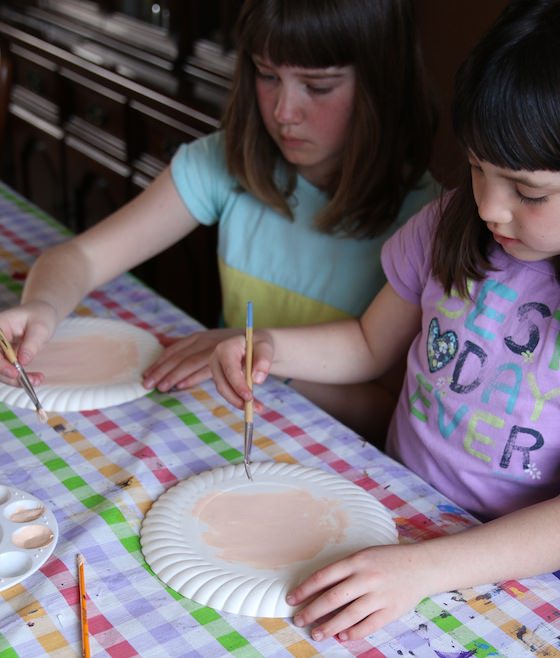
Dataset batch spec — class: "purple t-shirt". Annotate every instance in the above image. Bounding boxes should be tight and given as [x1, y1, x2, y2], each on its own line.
[382, 200, 560, 520]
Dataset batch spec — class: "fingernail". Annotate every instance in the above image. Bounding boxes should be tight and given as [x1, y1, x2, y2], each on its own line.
[311, 629, 323, 642]
[338, 631, 348, 641]
[286, 594, 295, 605]
[143, 379, 154, 389]
[293, 614, 304, 627]
[254, 371, 266, 384]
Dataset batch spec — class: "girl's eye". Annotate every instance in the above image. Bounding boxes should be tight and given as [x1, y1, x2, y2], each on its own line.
[308, 87, 332, 95]
[517, 191, 548, 205]
[255, 69, 277, 82]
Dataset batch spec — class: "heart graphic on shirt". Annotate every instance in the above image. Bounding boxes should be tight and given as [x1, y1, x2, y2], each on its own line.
[427, 317, 458, 372]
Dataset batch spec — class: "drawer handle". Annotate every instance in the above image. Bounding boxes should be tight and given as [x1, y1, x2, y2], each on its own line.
[85, 104, 109, 127]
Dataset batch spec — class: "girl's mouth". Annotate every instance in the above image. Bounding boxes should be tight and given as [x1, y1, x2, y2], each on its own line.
[492, 232, 521, 247]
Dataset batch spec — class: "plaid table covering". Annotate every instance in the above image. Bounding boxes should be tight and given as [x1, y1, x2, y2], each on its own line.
[0, 183, 558, 658]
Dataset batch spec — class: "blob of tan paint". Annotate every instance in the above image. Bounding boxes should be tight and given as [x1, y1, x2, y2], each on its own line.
[31, 335, 139, 386]
[193, 488, 348, 570]
[9, 506, 45, 523]
[11, 524, 54, 549]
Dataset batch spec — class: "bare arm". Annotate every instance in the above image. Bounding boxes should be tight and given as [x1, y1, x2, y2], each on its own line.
[3, 168, 199, 367]
[211, 283, 421, 408]
[289, 496, 560, 641]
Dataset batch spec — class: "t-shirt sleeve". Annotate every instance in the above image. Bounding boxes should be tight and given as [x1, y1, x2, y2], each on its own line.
[381, 199, 441, 305]
[170, 131, 232, 227]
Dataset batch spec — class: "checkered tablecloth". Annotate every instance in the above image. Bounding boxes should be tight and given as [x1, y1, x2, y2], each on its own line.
[0, 183, 559, 658]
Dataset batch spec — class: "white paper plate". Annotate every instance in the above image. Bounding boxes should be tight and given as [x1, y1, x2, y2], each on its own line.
[0, 484, 58, 591]
[140, 462, 398, 618]
[0, 317, 162, 412]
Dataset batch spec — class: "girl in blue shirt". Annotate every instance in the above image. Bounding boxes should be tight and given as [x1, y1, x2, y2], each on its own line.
[0, 0, 437, 440]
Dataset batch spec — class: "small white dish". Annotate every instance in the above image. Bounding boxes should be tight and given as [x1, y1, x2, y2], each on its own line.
[0, 317, 162, 412]
[140, 462, 398, 618]
[0, 484, 58, 591]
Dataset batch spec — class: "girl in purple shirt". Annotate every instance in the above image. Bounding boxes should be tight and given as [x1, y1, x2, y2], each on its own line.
[211, 0, 560, 643]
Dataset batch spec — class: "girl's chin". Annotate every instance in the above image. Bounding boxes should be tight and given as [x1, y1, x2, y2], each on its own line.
[499, 242, 551, 262]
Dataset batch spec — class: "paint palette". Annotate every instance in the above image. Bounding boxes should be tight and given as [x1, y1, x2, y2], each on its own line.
[0, 484, 58, 591]
[140, 462, 398, 618]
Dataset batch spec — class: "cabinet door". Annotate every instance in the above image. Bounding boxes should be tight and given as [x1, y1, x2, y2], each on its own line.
[10, 113, 66, 222]
[64, 136, 130, 233]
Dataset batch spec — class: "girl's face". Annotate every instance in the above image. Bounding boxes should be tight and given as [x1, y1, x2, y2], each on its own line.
[470, 154, 560, 261]
[253, 56, 356, 188]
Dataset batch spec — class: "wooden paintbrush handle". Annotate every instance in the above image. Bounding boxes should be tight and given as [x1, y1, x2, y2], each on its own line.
[0, 328, 18, 365]
[244, 301, 254, 424]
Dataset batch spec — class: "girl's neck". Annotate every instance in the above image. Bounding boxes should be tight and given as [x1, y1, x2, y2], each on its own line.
[296, 164, 335, 191]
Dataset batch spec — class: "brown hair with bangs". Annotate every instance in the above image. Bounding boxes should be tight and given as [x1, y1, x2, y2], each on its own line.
[223, 0, 436, 239]
[432, 0, 560, 297]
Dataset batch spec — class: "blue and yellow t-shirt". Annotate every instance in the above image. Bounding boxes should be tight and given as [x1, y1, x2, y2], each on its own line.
[171, 131, 439, 329]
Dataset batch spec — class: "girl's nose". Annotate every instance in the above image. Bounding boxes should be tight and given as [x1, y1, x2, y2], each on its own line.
[476, 183, 513, 225]
[273, 87, 303, 125]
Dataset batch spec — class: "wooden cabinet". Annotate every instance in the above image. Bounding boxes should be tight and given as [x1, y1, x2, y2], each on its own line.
[10, 112, 65, 220]
[8, 42, 66, 219]
[0, 0, 230, 327]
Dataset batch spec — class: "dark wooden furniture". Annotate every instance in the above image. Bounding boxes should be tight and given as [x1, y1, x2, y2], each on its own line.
[0, 0, 242, 327]
[0, 36, 12, 153]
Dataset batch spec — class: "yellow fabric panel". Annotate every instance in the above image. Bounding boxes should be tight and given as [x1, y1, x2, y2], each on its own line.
[220, 260, 352, 328]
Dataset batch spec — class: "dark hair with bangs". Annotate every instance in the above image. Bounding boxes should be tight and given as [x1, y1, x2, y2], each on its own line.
[433, 0, 560, 296]
[223, 0, 436, 239]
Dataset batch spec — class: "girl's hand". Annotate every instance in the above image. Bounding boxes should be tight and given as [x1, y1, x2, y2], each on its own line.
[210, 330, 274, 410]
[142, 328, 243, 391]
[287, 544, 432, 642]
[0, 300, 58, 386]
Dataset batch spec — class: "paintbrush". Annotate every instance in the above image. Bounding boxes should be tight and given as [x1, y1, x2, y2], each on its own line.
[243, 301, 253, 481]
[0, 328, 48, 423]
[77, 553, 91, 658]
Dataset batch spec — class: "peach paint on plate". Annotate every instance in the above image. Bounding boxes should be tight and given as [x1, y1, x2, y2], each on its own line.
[193, 488, 348, 570]
[30, 335, 139, 386]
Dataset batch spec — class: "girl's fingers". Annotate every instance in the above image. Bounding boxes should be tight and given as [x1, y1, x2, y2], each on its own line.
[306, 592, 381, 641]
[157, 335, 180, 348]
[0, 367, 21, 386]
[292, 574, 368, 627]
[337, 605, 395, 642]
[172, 364, 212, 390]
[0, 368, 44, 388]
[287, 560, 354, 607]
[250, 343, 273, 385]
[143, 350, 210, 390]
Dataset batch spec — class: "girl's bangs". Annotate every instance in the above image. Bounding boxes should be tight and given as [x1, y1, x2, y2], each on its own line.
[241, 5, 355, 68]
[456, 56, 560, 172]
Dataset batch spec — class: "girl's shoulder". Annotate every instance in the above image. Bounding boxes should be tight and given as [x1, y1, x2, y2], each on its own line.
[381, 197, 444, 305]
[173, 131, 228, 171]
[395, 195, 444, 247]
[170, 131, 238, 226]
